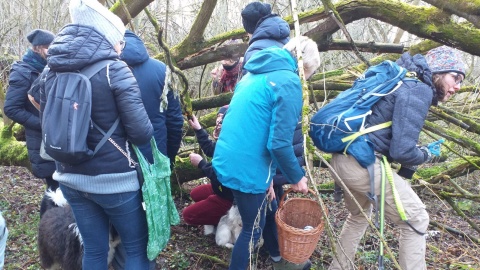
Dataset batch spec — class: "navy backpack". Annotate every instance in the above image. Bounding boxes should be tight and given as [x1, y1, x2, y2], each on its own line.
[41, 60, 118, 164]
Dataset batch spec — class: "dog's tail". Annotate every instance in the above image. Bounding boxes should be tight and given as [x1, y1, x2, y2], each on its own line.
[40, 188, 69, 218]
[45, 188, 68, 207]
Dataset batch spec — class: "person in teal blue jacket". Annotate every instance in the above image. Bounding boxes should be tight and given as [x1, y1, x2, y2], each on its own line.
[212, 36, 320, 270]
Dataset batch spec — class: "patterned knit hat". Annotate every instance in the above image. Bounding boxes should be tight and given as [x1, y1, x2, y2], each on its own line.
[69, 0, 126, 47]
[425, 46, 466, 76]
[241, 2, 272, 34]
[26, 29, 55, 46]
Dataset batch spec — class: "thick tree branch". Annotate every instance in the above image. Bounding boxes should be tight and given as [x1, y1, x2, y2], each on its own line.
[422, 0, 480, 29]
[424, 120, 480, 155]
[305, 0, 480, 57]
[111, 0, 154, 24]
[184, 0, 217, 43]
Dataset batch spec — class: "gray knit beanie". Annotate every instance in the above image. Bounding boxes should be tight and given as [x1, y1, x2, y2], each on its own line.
[26, 29, 55, 46]
[69, 0, 126, 47]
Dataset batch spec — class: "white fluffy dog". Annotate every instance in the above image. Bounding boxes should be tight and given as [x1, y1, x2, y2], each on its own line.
[207, 205, 242, 248]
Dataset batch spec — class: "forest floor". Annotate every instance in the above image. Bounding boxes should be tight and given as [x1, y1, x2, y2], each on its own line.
[1, 165, 480, 270]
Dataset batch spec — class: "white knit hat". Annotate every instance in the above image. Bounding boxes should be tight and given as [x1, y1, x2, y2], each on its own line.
[69, 0, 126, 47]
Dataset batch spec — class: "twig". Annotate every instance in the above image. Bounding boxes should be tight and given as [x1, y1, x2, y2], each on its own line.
[422, 129, 480, 171]
[441, 194, 480, 234]
[144, 7, 160, 33]
[321, 0, 370, 67]
[186, 251, 229, 266]
[429, 220, 480, 245]
[118, 0, 135, 32]
[306, 143, 350, 269]
[156, 28, 192, 119]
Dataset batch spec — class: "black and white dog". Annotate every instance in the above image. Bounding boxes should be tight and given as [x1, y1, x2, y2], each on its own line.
[38, 188, 121, 270]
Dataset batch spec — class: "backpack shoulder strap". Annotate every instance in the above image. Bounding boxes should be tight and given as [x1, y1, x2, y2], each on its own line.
[80, 59, 117, 154]
[92, 118, 120, 155]
[80, 59, 116, 79]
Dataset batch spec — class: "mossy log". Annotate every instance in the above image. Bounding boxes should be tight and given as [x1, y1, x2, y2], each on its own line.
[0, 126, 31, 169]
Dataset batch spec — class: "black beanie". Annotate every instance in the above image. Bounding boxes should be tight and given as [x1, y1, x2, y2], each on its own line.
[26, 29, 55, 46]
[241, 2, 272, 34]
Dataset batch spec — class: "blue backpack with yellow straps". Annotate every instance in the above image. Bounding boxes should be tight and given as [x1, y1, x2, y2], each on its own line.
[309, 60, 415, 167]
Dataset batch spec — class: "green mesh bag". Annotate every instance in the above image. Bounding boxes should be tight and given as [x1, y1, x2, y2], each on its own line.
[133, 138, 180, 260]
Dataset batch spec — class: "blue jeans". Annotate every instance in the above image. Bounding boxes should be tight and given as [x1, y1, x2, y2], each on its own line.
[229, 190, 280, 270]
[0, 211, 7, 270]
[60, 184, 149, 270]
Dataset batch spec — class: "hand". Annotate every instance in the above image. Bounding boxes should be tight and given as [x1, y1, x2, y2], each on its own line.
[189, 153, 203, 167]
[188, 115, 202, 130]
[427, 139, 445, 157]
[28, 94, 40, 110]
[267, 183, 275, 202]
[290, 176, 309, 194]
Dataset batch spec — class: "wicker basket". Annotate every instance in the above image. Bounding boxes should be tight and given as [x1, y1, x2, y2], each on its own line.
[275, 188, 327, 264]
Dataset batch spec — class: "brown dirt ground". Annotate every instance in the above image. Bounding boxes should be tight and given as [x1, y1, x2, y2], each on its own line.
[1, 165, 480, 269]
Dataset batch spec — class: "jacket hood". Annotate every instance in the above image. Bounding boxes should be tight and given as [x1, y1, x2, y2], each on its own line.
[47, 24, 119, 72]
[396, 52, 436, 103]
[120, 30, 149, 66]
[396, 52, 434, 88]
[244, 47, 297, 74]
[249, 15, 290, 45]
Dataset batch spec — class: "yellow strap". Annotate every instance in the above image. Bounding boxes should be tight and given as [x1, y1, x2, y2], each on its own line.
[382, 156, 408, 221]
[341, 121, 392, 155]
[341, 121, 392, 143]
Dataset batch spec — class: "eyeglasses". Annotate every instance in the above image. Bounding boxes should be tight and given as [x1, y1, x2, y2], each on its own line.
[119, 40, 126, 51]
[448, 72, 464, 85]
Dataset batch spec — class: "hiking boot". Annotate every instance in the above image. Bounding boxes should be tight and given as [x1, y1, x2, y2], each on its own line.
[333, 183, 343, 203]
[272, 258, 311, 270]
[333, 190, 343, 203]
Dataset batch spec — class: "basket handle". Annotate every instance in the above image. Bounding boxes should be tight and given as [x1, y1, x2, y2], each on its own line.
[278, 188, 317, 209]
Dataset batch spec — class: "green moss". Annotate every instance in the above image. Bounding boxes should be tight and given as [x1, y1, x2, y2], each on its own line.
[318, 181, 335, 190]
[415, 164, 448, 179]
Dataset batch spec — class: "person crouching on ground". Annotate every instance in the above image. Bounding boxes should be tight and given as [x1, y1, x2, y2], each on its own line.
[182, 106, 234, 226]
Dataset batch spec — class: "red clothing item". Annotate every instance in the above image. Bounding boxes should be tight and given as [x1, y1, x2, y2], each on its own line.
[182, 184, 233, 226]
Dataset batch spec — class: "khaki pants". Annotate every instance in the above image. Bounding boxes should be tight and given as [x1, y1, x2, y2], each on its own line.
[329, 154, 429, 270]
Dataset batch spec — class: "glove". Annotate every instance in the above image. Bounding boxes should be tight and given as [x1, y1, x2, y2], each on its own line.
[398, 165, 417, 179]
[427, 139, 445, 157]
[419, 146, 433, 163]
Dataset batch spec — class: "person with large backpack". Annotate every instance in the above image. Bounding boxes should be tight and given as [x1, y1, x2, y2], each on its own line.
[40, 0, 153, 269]
[111, 29, 184, 270]
[4, 29, 57, 193]
[325, 46, 466, 270]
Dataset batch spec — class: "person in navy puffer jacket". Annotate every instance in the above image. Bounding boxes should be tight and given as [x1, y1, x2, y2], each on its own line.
[111, 30, 184, 270]
[120, 30, 184, 166]
[4, 29, 57, 192]
[40, 0, 153, 269]
[241, 1, 290, 69]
